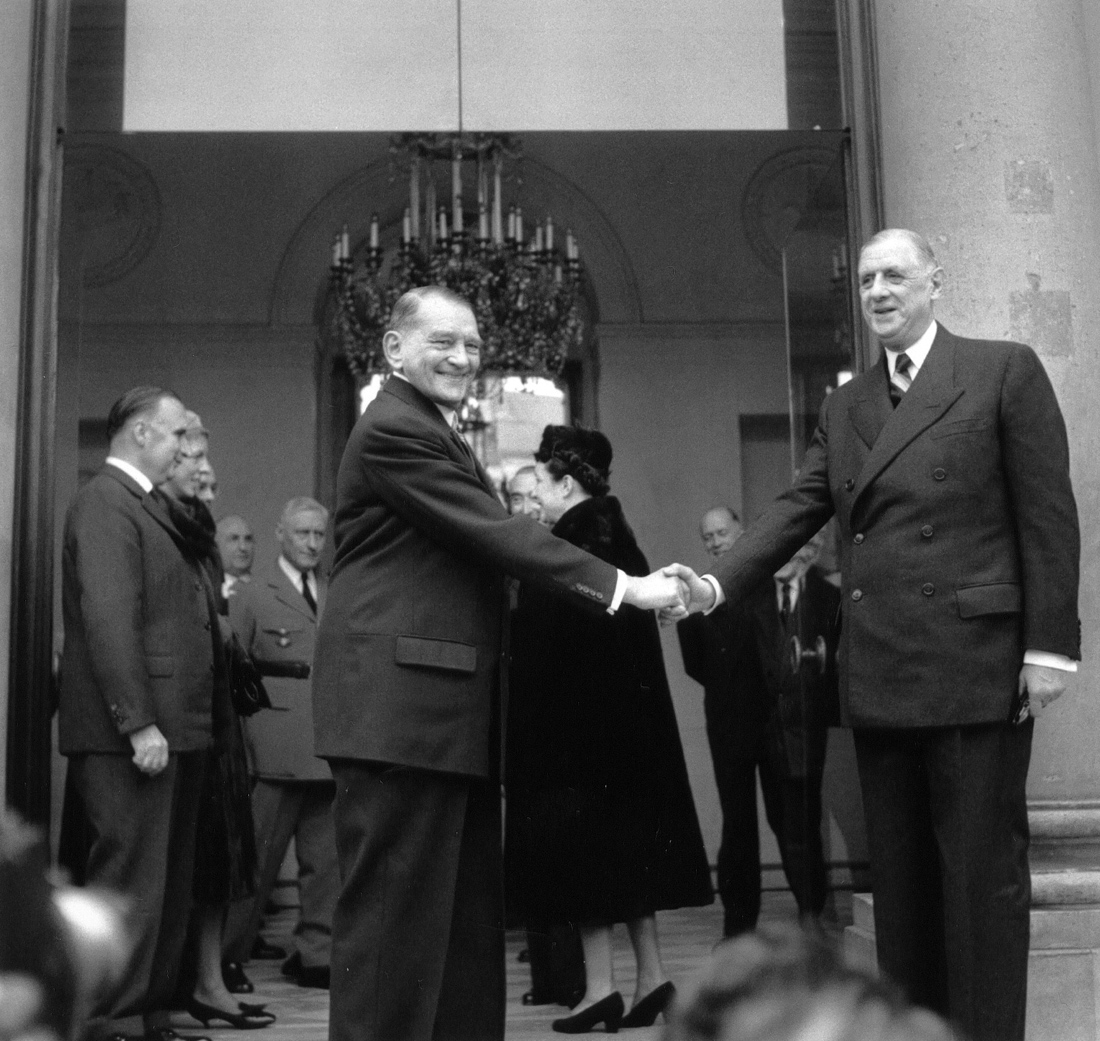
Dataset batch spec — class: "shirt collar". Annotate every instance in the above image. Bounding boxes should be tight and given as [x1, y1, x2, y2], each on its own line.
[391, 371, 458, 427]
[278, 555, 313, 593]
[105, 457, 154, 494]
[884, 320, 937, 378]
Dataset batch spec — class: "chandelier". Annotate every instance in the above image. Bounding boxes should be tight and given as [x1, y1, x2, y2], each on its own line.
[326, 134, 585, 381]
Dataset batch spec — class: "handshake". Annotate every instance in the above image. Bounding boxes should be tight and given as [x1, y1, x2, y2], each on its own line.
[622, 564, 717, 620]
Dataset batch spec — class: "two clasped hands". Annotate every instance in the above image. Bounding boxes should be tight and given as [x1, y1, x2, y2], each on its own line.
[621, 564, 716, 621]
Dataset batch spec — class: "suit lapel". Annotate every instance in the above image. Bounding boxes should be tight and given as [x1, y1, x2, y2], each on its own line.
[138, 484, 194, 554]
[383, 374, 500, 500]
[852, 328, 965, 505]
[271, 568, 316, 623]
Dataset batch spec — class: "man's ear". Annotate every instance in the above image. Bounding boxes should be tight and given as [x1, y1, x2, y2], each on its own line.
[560, 474, 574, 498]
[929, 265, 945, 300]
[382, 330, 402, 370]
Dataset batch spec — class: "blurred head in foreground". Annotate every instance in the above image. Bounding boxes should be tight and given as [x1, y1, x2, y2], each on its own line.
[665, 925, 957, 1041]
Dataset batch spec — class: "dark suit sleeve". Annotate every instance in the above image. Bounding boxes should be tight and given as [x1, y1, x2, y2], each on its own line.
[712, 404, 837, 603]
[677, 615, 708, 686]
[999, 343, 1081, 658]
[360, 414, 620, 611]
[66, 487, 156, 735]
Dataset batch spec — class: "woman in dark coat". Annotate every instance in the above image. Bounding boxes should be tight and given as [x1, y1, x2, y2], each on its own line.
[505, 425, 713, 1034]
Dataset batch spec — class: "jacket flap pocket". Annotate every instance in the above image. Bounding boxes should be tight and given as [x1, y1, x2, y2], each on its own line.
[956, 583, 1021, 618]
[146, 654, 175, 677]
[395, 636, 477, 674]
[931, 418, 990, 439]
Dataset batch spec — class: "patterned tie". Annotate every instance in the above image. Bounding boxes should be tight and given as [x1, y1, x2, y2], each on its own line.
[780, 581, 792, 621]
[889, 352, 913, 407]
[300, 571, 317, 615]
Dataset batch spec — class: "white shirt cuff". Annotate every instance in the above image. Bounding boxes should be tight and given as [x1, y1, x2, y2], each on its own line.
[608, 570, 628, 614]
[702, 574, 725, 614]
[1024, 650, 1077, 672]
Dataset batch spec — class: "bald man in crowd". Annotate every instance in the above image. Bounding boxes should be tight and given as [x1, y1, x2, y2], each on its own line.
[216, 515, 255, 598]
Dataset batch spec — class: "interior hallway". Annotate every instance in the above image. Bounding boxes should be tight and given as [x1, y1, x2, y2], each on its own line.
[173, 891, 854, 1041]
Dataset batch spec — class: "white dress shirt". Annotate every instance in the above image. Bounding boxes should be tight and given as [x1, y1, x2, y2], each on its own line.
[105, 456, 153, 493]
[279, 555, 317, 605]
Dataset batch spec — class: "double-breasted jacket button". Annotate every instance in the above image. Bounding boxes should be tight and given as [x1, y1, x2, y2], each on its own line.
[922, 583, 935, 596]
[844, 478, 855, 491]
[921, 525, 934, 538]
[933, 468, 947, 481]
[853, 533, 865, 545]
[851, 589, 863, 602]
[278, 635, 291, 648]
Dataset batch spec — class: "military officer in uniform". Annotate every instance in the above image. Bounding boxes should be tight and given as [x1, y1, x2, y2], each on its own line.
[223, 497, 338, 989]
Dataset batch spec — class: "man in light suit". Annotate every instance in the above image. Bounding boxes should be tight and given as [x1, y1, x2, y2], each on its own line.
[224, 497, 338, 989]
[311, 286, 686, 1041]
[669, 229, 1080, 1041]
[59, 386, 217, 1041]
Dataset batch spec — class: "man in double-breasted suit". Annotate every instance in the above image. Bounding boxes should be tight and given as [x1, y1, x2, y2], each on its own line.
[670, 230, 1080, 1041]
[59, 387, 217, 1041]
[224, 497, 338, 988]
[311, 286, 687, 1041]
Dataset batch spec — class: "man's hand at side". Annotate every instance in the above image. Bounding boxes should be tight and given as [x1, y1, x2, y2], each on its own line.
[1018, 664, 1068, 720]
[129, 723, 169, 775]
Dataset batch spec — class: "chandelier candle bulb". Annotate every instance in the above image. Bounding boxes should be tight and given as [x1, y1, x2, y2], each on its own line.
[507, 206, 516, 241]
[402, 209, 411, 244]
[545, 216, 553, 251]
[535, 226, 544, 252]
[331, 234, 340, 268]
[478, 205, 489, 241]
[370, 214, 379, 250]
[493, 162, 503, 243]
[438, 206, 448, 242]
[410, 157, 420, 240]
[341, 225, 350, 261]
[516, 207, 523, 243]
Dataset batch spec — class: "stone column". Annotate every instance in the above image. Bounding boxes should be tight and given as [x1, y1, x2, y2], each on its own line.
[844, 2, 1100, 1038]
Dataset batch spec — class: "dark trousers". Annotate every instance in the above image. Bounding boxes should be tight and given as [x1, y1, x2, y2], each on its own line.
[711, 727, 828, 937]
[224, 778, 339, 968]
[70, 751, 205, 1038]
[329, 762, 505, 1041]
[853, 721, 1033, 1041]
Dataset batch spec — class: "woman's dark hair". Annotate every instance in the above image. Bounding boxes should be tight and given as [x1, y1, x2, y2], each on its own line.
[534, 425, 612, 497]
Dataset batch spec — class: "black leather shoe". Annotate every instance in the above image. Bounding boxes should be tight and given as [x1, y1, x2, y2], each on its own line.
[552, 992, 624, 1034]
[621, 982, 676, 1028]
[297, 964, 330, 989]
[221, 960, 254, 994]
[250, 936, 286, 960]
[281, 950, 302, 978]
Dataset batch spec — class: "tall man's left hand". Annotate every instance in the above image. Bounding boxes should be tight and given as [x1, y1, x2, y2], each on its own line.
[1018, 664, 1068, 719]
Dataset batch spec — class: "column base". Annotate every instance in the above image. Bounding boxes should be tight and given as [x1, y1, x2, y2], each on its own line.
[843, 804, 1100, 1041]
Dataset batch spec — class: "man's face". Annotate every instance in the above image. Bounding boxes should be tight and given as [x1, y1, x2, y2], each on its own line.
[507, 471, 541, 520]
[163, 445, 205, 499]
[138, 397, 191, 485]
[857, 234, 943, 352]
[217, 518, 254, 577]
[700, 509, 742, 558]
[277, 509, 327, 573]
[386, 295, 482, 409]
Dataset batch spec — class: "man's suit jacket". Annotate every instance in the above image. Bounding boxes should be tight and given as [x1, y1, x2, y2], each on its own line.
[713, 326, 1080, 728]
[312, 376, 620, 779]
[736, 568, 840, 774]
[229, 563, 330, 781]
[58, 466, 215, 755]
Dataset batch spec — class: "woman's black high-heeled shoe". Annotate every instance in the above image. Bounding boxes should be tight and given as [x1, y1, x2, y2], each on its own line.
[186, 997, 276, 1029]
[620, 981, 676, 1028]
[551, 992, 624, 1034]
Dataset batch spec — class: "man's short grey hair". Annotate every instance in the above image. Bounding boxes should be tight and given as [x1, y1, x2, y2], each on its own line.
[281, 496, 329, 526]
[863, 228, 939, 270]
[387, 286, 475, 338]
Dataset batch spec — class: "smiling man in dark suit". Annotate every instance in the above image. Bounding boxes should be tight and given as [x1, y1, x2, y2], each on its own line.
[59, 386, 217, 1041]
[668, 229, 1080, 1041]
[312, 286, 687, 1041]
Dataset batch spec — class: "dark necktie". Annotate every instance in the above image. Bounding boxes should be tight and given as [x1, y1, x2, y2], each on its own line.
[780, 581, 792, 621]
[889, 352, 913, 407]
[300, 572, 317, 615]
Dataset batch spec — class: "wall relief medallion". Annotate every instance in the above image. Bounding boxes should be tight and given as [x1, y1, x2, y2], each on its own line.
[63, 145, 161, 287]
[742, 147, 838, 275]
